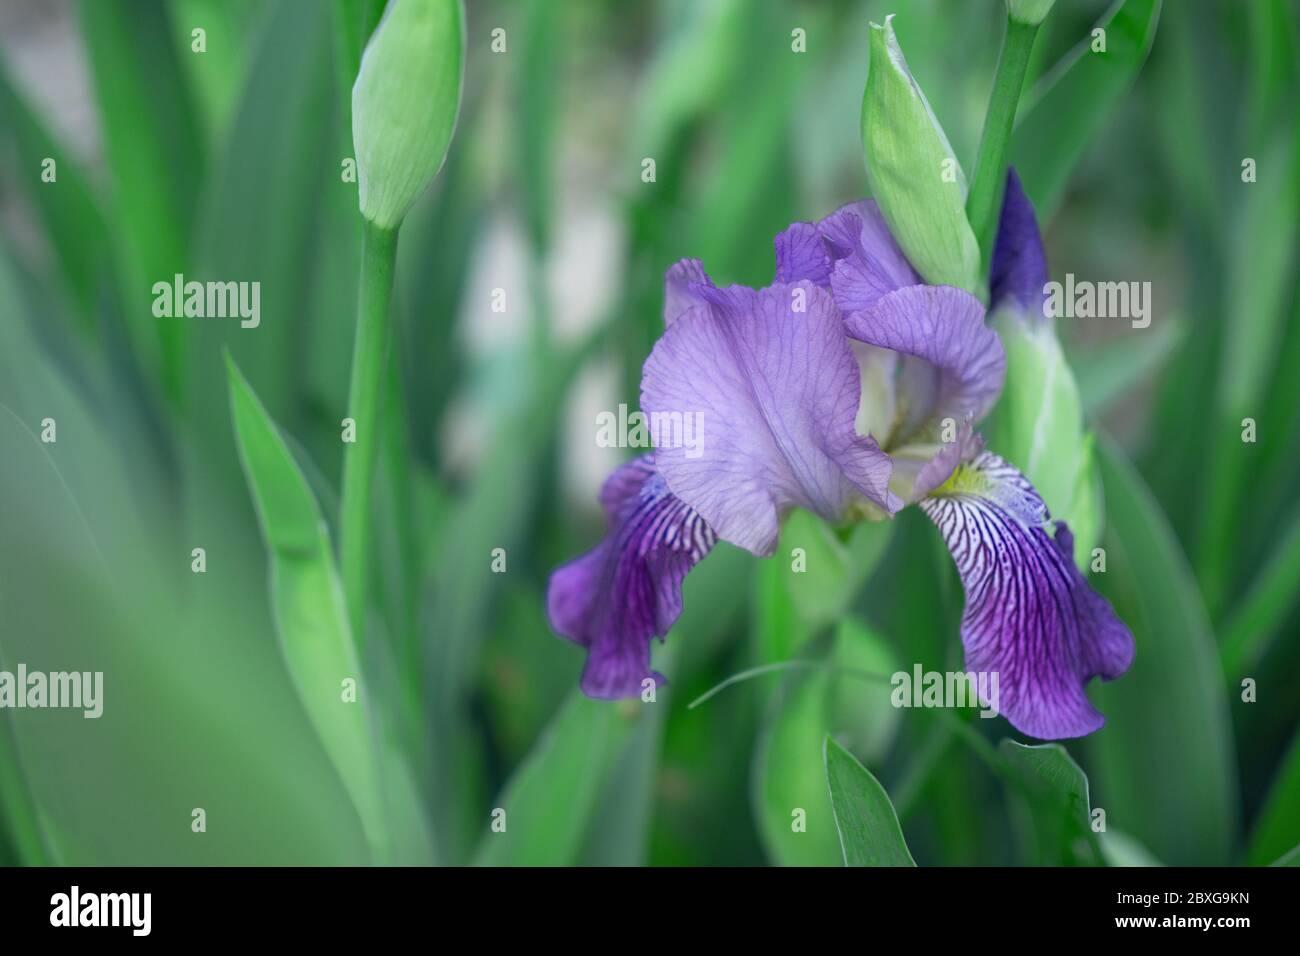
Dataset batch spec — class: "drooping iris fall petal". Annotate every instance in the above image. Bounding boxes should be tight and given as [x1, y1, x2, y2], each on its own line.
[919, 450, 1134, 738]
[547, 455, 715, 699]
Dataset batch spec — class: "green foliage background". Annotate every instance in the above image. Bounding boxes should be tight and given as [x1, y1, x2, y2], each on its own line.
[0, 0, 1296, 866]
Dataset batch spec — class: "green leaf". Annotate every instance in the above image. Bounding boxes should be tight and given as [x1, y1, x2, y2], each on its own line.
[1098, 829, 1164, 867]
[78, 0, 205, 399]
[1271, 845, 1300, 867]
[1087, 436, 1238, 865]
[472, 694, 637, 866]
[829, 618, 901, 766]
[754, 510, 893, 663]
[516, 0, 560, 255]
[1197, 125, 1299, 607]
[752, 660, 841, 866]
[0, 60, 107, 317]
[823, 736, 915, 867]
[1072, 317, 1185, 418]
[226, 354, 390, 861]
[194, 0, 337, 427]
[1245, 730, 1300, 866]
[1012, 0, 1162, 221]
[998, 740, 1101, 866]
[1220, 506, 1300, 681]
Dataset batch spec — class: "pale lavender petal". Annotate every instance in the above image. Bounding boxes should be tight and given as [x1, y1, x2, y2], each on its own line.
[774, 200, 918, 312]
[774, 221, 833, 285]
[641, 280, 898, 556]
[919, 451, 1135, 739]
[990, 168, 1048, 320]
[547, 455, 715, 699]
[824, 201, 920, 314]
[844, 284, 1005, 443]
[664, 258, 714, 326]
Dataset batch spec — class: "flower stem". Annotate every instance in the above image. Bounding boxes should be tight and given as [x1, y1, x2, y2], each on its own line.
[340, 218, 400, 651]
[966, 15, 1041, 285]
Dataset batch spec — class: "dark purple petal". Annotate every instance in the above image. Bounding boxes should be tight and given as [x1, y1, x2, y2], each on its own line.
[990, 168, 1048, 319]
[919, 451, 1134, 739]
[844, 284, 1005, 444]
[547, 455, 715, 699]
[774, 200, 919, 312]
[641, 280, 899, 556]
[663, 258, 714, 326]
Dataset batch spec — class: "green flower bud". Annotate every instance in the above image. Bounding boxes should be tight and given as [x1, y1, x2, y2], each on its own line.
[1006, 0, 1057, 27]
[352, 0, 465, 230]
[862, 15, 980, 295]
[984, 308, 1098, 570]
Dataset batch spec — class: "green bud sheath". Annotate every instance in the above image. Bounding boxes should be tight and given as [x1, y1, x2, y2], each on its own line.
[983, 308, 1098, 570]
[353, 0, 465, 230]
[862, 16, 980, 296]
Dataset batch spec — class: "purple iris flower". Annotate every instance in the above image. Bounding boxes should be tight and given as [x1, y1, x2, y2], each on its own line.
[548, 170, 1134, 740]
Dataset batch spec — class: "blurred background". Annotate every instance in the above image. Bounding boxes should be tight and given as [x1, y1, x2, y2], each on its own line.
[0, 0, 1296, 866]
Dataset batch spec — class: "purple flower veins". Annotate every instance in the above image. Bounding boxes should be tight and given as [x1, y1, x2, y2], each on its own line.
[547, 171, 1134, 740]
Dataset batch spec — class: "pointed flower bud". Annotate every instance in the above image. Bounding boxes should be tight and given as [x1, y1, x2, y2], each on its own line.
[861, 15, 980, 295]
[352, 0, 465, 230]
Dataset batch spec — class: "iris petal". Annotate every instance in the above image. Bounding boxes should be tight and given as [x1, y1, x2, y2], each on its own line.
[989, 168, 1048, 319]
[663, 258, 713, 326]
[774, 199, 919, 312]
[641, 280, 898, 556]
[844, 284, 1005, 444]
[547, 455, 715, 699]
[919, 450, 1134, 739]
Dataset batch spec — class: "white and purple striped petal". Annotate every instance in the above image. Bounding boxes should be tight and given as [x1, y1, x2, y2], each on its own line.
[919, 450, 1134, 739]
[640, 280, 899, 556]
[547, 455, 715, 699]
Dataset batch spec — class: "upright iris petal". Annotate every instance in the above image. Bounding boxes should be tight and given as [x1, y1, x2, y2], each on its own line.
[641, 279, 898, 556]
[919, 450, 1134, 738]
[775, 199, 918, 311]
[989, 168, 1049, 319]
[547, 455, 716, 698]
[844, 284, 1005, 447]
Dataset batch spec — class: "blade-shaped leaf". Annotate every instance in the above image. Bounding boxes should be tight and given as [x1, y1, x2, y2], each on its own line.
[0, 60, 106, 317]
[998, 740, 1101, 866]
[78, 0, 205, 398]
[473, 694, 638, 867]
[824, 735, 915, 867]
[752, 662, 841, 866]
[1087, 435, 1238, 865]
[1012, 0, 1162, 220]
[226, 354, 390, 861]
[1245, 730, 1300, 866]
